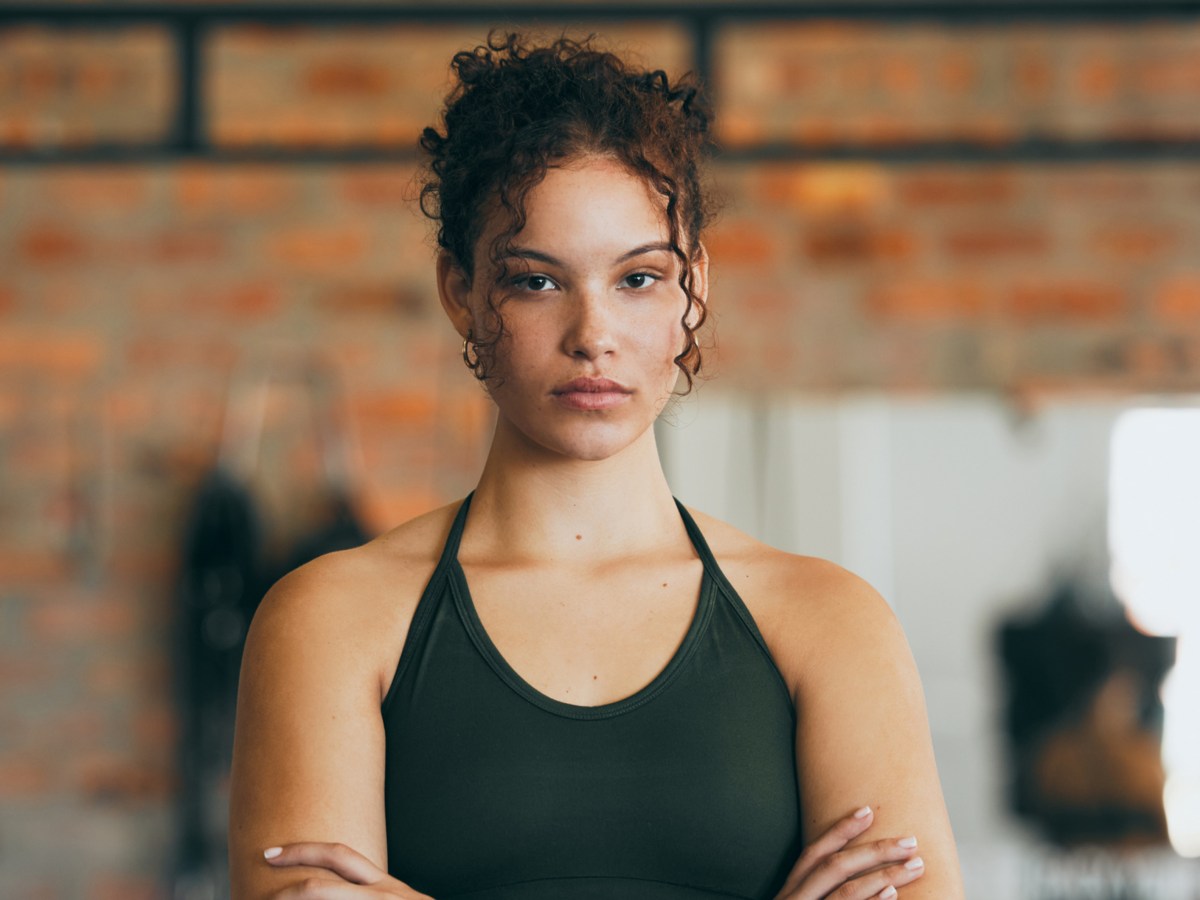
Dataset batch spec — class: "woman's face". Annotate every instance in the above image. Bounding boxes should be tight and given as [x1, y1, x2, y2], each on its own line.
[439, 155, 706, 462]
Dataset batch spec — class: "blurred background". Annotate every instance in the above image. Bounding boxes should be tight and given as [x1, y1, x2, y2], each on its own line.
[2, 1, 1200, 898]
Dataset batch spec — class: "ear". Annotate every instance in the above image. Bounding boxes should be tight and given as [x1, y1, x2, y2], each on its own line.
[436, 251, 475, 338]
[686, 241, 710, 327]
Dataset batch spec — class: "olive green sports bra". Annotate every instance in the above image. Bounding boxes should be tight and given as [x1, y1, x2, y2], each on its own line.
[382, 494, 801, 899]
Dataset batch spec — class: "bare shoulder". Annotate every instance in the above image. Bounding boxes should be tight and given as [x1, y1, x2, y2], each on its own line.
[229, 500, 464, 897]
[682, 505, 904, 692]
[684, 506, 964, 897]
[247, 499, 463, 704]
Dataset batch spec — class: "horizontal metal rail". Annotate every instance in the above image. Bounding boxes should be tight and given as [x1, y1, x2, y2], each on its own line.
[2, 2, 1199, 165]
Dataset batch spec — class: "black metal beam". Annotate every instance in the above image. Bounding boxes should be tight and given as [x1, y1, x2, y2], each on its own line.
[3, 3, 1200, 23]
[2, 2, 1200, 165]
[6, 137, 1200, 167]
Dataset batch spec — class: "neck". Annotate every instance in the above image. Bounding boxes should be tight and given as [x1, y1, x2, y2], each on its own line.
[464, 418, 684, 563]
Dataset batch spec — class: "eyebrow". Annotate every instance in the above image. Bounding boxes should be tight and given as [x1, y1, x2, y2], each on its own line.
[502, 241, 674, 267]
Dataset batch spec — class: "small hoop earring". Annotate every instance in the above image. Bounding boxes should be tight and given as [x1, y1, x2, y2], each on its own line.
[462, 330, 482, 375]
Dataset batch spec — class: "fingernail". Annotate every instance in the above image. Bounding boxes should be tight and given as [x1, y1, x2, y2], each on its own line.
[898, 836, 918, 849]
[264, 847, 282, 860]
[905, 856, 925, 871]
[854, 805, 872, 819]
[880, 887, 897, 900]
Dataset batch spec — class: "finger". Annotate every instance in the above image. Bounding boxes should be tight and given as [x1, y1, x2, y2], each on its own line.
[272, 876, 396, 899]
[264, 842, 385, 885]
[272, 876, 351, 899]
[781, 836, 920, 900]
[778, 805, 875, 890]
[826, 854, 926, 900]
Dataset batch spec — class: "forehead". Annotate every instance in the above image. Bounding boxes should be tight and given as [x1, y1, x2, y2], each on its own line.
[479, 156, 671, 262]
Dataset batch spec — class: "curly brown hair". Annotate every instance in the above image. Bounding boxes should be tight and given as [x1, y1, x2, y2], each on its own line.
[418, 31, 714, 391]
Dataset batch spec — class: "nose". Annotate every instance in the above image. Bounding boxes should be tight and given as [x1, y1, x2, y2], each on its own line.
[561, 289, 617, 361]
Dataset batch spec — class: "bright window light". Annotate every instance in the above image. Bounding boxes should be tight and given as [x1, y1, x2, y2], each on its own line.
[1109, 407, 1200, 857]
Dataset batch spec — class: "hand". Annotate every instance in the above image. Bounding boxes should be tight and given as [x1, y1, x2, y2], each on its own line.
[262, 841, 435, 899]
[773, 806, 925, 900]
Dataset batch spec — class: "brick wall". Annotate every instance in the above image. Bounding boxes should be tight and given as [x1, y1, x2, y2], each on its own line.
[2, 11, 1199, 898]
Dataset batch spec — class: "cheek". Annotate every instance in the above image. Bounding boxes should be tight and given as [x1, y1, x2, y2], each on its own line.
[637, 314, 686, 376]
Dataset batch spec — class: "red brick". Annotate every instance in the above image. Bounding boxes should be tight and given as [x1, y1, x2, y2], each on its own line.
[43, 168, 149, 213]
[943, 226, 1050, 259]
[0, 330, 106, 377]
[36, 709, 107, 746]
[0, 759, 52, 796]
[879, 56, 923, 100]
[804, 224, 918, 264]
[1045, 170, 1153, 203]
[359, 485, 445, 535]
[755, 164, 892, 215]
[898, 171, 1017, 207]
[1074, 55, 1121, 102]
[304, 61, 392, 96]
[1008, 279, 1125, 322]
[106, 547, 178, 582]
[19, 226, 89, 265]
[266, 225, 370, 270]
[138, 229, 227, 264]
[705, 222, 777, 266]
[75, 58, 126, 100]
[134, 280, 282, 321]
[1014, 49, 1055, 101]
[0, 388, 28, 428]
[1137, 56, 1200, 96]
[936, 51, 979, 96]
[314, 282, 428, 318]
[124, 334, 241, 372]
[778, 58, 820, 93]
[1122, 336, 1188, 379]
[28, 595, 137, 643]
[0, 550, 66, 582]
[87, 657, 145, 696]
[867, 278, 989, 321]
[173, 164, 297, 214]
[0, 657, 54, 689]
[349, 390, 437, 429]
[1088, 225, 1178, 262]
[133, 705, 178, 754]
[74, 754, 174, 802]
[1153, 276, 1200, 323]
[339, 168, 420, 207]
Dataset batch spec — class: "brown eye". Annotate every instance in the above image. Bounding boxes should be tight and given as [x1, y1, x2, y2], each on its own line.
[514, 274, 557, 292]
[622, 273, 657, 289]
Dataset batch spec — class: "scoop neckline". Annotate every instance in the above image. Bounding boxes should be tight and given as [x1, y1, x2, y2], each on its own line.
[448, 552, 715, 721]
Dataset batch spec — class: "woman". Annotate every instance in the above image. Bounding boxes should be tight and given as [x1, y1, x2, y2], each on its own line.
[229, 34, 964, 900]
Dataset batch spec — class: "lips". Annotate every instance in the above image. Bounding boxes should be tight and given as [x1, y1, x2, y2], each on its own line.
[551, 377, 633, 411]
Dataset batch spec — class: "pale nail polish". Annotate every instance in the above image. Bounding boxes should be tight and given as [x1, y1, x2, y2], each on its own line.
[898, 836, 918, 849]
[264, 847, 282, 860]
[880, 887, 897, 899]
[854, 805, 872, 819]
[905, 856, 925, 871]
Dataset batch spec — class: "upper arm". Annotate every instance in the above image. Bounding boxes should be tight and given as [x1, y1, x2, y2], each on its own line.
[228, 555, 393, 900]
[787, 567, 964, 898]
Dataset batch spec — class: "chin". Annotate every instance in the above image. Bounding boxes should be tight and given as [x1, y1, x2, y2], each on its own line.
[513, 416, 644, 462]
[546, 431, 637, 462]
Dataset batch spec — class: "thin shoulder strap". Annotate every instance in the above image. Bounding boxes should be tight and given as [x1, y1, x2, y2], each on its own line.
[381, 491, 474, 713]
[673, 498, 783, 666]
[435, 490, 474, 571]
[673, 498, 721, 575]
